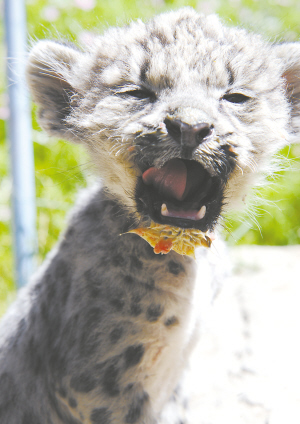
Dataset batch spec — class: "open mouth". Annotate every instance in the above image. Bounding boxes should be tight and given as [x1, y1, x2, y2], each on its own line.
[135, 158, 225, 231]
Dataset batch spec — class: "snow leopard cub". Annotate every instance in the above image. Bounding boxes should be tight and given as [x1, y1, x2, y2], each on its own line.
[0, 7, 299, 424]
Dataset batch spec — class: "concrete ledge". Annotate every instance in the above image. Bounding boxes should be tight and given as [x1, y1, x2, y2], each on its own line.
[189, 245, 300, 424]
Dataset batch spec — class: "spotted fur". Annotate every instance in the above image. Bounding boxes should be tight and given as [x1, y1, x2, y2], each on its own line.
[1, 8, 300, 424]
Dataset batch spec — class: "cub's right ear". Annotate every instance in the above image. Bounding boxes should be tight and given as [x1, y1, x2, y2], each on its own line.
[27, 40, 84, 142]
[274, 42, 300, 141]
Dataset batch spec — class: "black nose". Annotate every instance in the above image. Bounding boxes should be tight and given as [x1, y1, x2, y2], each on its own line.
[164, 118, 213, 148]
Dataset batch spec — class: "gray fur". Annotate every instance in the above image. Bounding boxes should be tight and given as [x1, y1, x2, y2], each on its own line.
[1, 8, 299, 424]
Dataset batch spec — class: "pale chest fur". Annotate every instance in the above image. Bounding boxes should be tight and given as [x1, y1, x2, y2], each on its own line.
[122, 253, 198, 416]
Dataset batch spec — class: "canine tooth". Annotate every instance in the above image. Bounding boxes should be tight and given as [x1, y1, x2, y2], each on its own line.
[161, 203, 169, 216]
[196, 205, 206, 220]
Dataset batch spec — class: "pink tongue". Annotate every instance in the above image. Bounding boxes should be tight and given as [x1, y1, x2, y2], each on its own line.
[142, 159, 187, 201]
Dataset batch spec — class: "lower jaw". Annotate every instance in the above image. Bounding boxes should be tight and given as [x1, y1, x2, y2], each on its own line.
[161, 203, 206, 221]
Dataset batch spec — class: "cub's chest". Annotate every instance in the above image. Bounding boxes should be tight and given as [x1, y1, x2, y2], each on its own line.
[126, 254, 198, 411]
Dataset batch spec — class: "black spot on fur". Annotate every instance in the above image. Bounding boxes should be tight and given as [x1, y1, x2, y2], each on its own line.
[68, 397, 78, 408]
[130, 303, 142, 317]
[144, 278, 155, 290]
[124, 383, 134, 392]
[110, 297, 125, 311]
[102, 363, 120, 396]
[124, 344, 145, 369]
[70, 373, 97, 393]
[227, 65, 234, 85]
[57, 386, 67, 398]
[139, 38, 150, 52]
[90, 407, 112, 424]
[151, 30, 169, 46]
[146, 304, 164, 322]
[140, 60, 149, 83]
[165, 316, 179, 327]
[110, 326, 124, 343]
[47, 387, 80, 424]
[125, 405, 141, 424]
[168, 261, 185, 276]
[125, 392, 149, 423]
[124, 275, 135, 285]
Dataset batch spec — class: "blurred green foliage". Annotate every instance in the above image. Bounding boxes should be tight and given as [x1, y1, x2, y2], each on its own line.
[0, 0, 300, 314]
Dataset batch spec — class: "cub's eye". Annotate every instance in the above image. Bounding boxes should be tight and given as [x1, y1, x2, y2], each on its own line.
[222, 93, 251, 104]
[126, 89, 156, 102]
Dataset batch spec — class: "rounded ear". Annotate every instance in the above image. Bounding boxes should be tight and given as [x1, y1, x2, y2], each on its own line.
[274, 42, 300, 139]
[26, 41, 84, 142]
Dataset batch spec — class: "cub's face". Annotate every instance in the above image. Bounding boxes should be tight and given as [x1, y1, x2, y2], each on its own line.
[27, 8, 300, 232]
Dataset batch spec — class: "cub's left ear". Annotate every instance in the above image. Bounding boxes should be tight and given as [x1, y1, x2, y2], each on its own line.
[27, 40, 85, 143]
[274, 42, 300, 137]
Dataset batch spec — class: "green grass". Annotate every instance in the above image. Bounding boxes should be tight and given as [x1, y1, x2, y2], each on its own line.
[1, 0, 300, 315]
[225, 145, 300, 246]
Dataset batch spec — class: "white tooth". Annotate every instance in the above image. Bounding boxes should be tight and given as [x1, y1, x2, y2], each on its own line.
[196, 205, 206, 220]
[161, 203, 169, 216]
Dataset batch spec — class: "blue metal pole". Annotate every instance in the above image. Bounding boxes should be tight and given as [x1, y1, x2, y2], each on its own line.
[4, 0, 37, 288]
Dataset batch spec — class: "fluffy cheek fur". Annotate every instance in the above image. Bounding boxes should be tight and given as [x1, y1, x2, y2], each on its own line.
[75, 98, 170, 214]
[87, 144, 140, 214]
[216, 86, 290, 210]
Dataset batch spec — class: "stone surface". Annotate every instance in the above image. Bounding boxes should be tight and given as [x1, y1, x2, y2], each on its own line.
[189, 245, 300, 424]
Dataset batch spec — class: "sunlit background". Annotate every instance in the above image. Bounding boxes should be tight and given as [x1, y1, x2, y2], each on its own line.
[0, 0, 300, 314]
